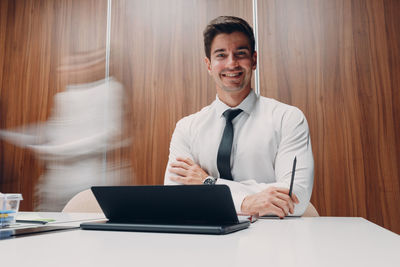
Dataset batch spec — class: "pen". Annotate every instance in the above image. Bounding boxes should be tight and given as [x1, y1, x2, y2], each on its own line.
[289, 156, 296, 198]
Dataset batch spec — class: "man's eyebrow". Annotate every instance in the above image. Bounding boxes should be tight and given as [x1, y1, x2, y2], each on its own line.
[212, 46, 250, 55]
[237, 46, 250, 51]
[212, 48, 226, 54]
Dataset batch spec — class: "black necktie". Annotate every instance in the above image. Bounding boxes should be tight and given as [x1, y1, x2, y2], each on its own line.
[217, 109, 243, 180]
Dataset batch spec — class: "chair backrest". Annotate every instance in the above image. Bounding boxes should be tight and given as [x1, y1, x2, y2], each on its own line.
[302, 202, 319, 217]
[62, 189, 103, 213]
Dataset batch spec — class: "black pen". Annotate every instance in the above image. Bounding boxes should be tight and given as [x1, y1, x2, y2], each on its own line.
[289, 156, 296, 198]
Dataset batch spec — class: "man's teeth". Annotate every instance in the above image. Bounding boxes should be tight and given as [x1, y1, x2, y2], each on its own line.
[224, 73, 241, 77]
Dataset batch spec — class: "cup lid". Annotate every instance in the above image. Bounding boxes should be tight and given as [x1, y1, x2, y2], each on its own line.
[0, 193, 23, 200]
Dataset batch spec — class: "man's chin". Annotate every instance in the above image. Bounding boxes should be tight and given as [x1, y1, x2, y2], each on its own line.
[221, 85, 246, 92]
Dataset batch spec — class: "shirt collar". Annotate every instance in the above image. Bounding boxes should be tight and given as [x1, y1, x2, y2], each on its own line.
[214, 89, 257, 117]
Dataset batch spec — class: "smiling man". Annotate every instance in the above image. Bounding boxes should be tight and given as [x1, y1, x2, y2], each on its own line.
[164, 16, 314, 218]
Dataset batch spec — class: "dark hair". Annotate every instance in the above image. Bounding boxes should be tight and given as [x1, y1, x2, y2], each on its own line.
[203, 16, 255, 59]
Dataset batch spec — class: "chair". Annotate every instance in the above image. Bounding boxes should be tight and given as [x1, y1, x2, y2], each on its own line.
[62, 189, 102, 213]
[302, 202, 319, 217]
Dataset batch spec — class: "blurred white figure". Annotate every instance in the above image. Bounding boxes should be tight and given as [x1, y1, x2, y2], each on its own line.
[0, 77, 126, 211]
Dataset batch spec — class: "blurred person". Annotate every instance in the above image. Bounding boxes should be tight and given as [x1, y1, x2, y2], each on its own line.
[164, 16, 314, 218]
[0, 50, 128, 211]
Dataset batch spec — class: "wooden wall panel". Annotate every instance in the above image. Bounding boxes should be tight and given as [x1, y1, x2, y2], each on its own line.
[1, 0, 398, 234]
[257, 0, 400, 233]
[0, 0, 107, 210]
[110, 0, 253, 185]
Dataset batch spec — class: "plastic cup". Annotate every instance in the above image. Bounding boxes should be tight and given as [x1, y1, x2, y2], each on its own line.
[0, 193, 23, 228]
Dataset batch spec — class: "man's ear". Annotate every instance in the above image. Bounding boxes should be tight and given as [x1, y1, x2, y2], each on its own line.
[204, 57, 212, 74]
[252, 51, 257, 70]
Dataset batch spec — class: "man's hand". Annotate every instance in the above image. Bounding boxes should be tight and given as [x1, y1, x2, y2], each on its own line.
[241, 187, 300, 219]
[169, 157, 209, 184]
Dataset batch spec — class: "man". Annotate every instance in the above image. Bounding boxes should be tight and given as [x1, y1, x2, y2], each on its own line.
[164, 16, 314, 218]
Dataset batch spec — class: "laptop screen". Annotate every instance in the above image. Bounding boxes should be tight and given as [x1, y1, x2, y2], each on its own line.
[91, 185, 239, 225]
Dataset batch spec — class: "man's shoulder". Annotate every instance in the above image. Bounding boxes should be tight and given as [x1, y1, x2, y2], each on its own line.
[256, 96, 309, 134]
[258, 96, 304, 117]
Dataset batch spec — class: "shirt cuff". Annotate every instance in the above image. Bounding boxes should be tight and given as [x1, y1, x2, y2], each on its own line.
[216, 178, 248, 213]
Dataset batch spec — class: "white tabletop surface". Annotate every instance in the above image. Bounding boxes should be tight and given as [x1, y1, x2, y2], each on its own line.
[0, 211, 106, 229]
[0, 215, 399, 267]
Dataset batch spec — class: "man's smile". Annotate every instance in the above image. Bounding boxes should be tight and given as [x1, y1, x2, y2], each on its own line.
[221, 71, 243, 78]
[218, 68, 248, 90]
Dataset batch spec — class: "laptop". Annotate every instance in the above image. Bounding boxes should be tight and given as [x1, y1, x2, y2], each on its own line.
[80, 185, 250, 235]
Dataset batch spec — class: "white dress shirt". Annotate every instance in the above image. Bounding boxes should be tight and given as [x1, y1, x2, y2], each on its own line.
[164, 90, 314, 215]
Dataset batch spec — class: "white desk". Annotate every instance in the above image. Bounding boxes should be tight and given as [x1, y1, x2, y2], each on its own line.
[0, 215, 399, 267]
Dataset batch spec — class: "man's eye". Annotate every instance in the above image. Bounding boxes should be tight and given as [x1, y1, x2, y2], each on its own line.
[216, 54, 226, 58]
[236, 51, 248, 57]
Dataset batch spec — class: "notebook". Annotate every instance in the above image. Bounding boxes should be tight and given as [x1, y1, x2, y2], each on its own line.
[80, 185, 250, 235]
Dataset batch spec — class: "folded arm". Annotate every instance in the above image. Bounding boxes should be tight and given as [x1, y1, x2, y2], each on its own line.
[164, 108, 314, 217]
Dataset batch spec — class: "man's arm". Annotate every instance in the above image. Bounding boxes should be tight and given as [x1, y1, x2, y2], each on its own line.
[166, 155, 301, 218]
[164, 107, 314, 217]
[164, 118, 196, 185]
[217, 107, 314, 216]
[168, 157, 208, 184]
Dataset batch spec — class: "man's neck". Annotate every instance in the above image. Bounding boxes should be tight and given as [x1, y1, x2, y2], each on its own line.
[216, 87, 252, 107]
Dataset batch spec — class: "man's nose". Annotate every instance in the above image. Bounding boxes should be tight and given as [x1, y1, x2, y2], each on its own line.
[227, 54, 239, 68]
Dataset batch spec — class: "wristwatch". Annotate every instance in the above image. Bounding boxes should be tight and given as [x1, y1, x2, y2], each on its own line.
[203, 176, 217, 185]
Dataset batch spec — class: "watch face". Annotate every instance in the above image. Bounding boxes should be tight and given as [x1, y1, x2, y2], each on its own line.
[203, 177, 215, 185]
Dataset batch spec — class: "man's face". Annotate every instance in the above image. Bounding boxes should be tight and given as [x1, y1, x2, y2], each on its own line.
[205, 32, 257, 93]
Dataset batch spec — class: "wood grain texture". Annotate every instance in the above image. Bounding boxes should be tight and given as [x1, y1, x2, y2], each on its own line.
[110, 0, 253, 185]
[257, 0, 400, 233]
[1, 0, 399, 234]
[0, 0, 107, 210]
